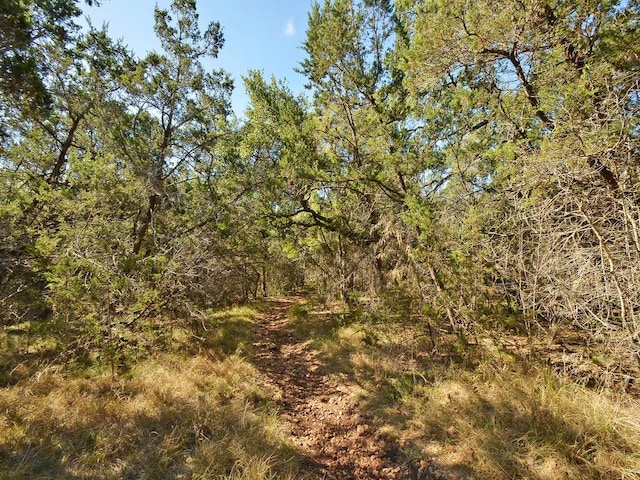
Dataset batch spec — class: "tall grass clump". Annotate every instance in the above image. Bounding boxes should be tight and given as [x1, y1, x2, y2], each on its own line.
[294, 298, 640, 480]
[0, 304, 304, 480]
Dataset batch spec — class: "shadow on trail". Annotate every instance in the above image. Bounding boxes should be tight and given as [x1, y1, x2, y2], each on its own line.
[250, 298, 441, 480]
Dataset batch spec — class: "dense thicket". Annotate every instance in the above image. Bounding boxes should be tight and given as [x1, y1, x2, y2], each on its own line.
[1, 0, 266, 369]
[1, 0, 638, 380]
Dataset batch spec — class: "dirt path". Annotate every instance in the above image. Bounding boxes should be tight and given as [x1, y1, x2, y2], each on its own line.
[251, 299, 436, 480]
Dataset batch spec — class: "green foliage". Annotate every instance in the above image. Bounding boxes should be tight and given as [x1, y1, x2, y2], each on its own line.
[0, 0, 94, 120]
[1, 0, 639, 433]
[0, 0, 254, 370]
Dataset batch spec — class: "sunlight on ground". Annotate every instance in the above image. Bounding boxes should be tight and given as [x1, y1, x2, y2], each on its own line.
[2, 300, 639, 480]
[0, 304, 304, 480]
[289, 299, 640, 480]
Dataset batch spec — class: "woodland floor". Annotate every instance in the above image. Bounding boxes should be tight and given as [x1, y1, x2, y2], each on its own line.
[2, 297, 636, 479]
[250, 298, 449, 480]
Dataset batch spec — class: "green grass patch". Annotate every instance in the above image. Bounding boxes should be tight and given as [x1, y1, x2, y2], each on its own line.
[198, 305, 259, 355]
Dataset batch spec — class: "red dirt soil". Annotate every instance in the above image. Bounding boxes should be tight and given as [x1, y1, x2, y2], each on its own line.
[252, 299, 446, 480]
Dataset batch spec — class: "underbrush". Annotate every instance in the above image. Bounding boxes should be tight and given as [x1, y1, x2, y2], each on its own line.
[0, 304, 304, 480]
[290, 299, 640, 480]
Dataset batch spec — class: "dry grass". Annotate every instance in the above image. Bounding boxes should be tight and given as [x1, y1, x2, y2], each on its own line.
[0, 305, 305, 480]
[4, 299, 638, 479]
[395, 366, 640, 480]
[293, 300, 640, 480]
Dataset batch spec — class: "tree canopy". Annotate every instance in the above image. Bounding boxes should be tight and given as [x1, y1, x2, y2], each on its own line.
[1, 0, 638, 379]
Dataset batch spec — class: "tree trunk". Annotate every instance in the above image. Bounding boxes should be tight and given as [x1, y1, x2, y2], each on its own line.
[132, 193, 158, 255]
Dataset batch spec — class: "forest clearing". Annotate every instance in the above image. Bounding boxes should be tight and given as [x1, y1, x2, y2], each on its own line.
[1, 0, 639, 478]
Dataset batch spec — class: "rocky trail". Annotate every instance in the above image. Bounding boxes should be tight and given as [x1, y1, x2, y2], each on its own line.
[251, 299, 442, 480]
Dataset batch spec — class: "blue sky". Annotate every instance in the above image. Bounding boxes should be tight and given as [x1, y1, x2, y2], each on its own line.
[82, 0, 312, 116]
